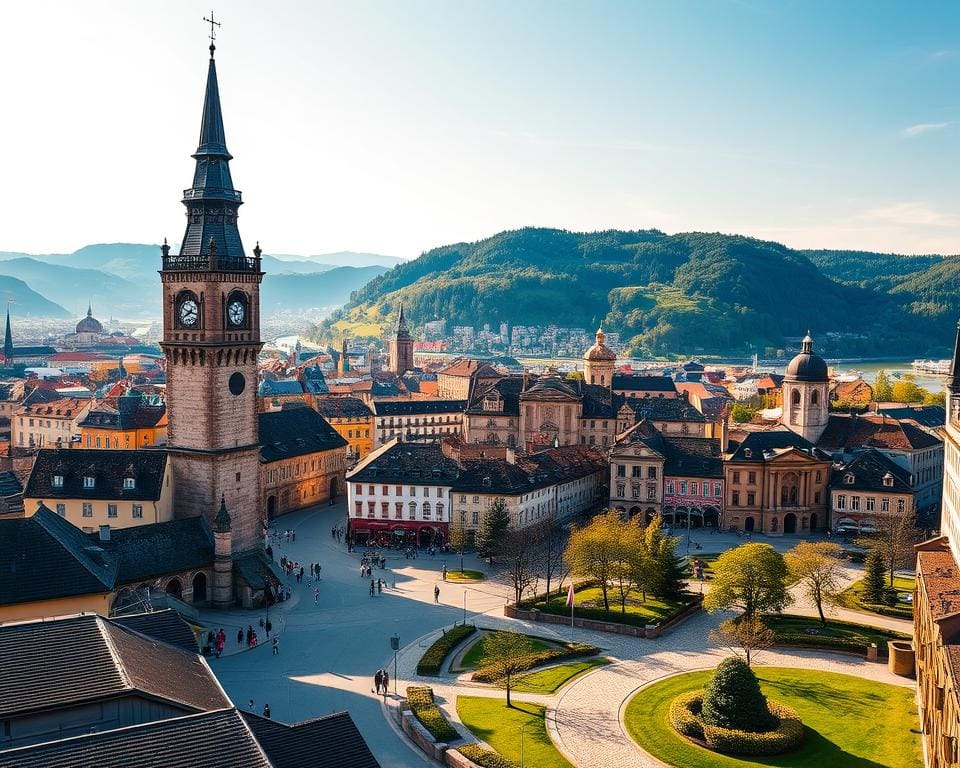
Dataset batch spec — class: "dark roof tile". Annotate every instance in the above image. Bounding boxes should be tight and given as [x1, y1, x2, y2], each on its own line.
[243, 711, 382, 768]
[25, 448, 167, 500]
[259, 409, 347, 462]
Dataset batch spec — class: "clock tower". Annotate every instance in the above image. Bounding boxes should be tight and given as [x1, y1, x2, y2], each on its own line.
[160, 40, 264, 552]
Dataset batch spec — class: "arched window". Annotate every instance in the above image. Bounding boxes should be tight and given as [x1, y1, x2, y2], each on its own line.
[422, 502, 432, 519]
[436, 503, 444, 520]
[791, 389, 801, 406]
[811, 389, 820, 405]
[408, 501, 417, 520]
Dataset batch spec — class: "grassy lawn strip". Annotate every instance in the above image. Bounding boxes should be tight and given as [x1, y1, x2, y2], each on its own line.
[467, 631, 600, 683]
[446, 569, 485, 582]
[768, 614, 909, 656]
[624, 667, 921, 768]
[509, 658, 611, 694]
[837, 577, 915, 619]
[406, 686, 459, 743]
[458, 696, 573, 768]
[461, 633, 552, 669]
[417, 624, 476, 676]
[530, 584, 697, 628]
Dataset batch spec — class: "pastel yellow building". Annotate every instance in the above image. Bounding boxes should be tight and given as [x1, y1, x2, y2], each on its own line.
[313, 397, 374, 462]
[79, 391, 167, 449]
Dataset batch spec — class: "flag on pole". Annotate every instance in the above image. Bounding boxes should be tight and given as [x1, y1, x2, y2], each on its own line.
[566, 583, 575, 608]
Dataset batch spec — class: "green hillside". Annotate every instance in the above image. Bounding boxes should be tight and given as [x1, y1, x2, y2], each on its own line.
[320, 228, 959, 357]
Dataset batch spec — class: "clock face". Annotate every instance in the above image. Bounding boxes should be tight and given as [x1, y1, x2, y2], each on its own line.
[227, 299, 245, 327]
[179, 299, 199, 327]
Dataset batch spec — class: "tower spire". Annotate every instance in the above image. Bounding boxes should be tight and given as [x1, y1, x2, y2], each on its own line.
[3, 302, 13, 361]
[948, 319, 960, 394]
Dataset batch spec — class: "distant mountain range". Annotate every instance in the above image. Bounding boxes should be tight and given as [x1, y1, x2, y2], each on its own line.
[0, 245, 399, 320]
[321, 227, 960, 358]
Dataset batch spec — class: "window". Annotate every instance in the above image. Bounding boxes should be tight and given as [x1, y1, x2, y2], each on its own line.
[55, 503, 66, 517]
[472, 510, 480, 525]
[666, 481, 674, 495]
[123, 477, 135, 490]
[714, 482, 722, 497]
[83, 476, 95, 489]
[815, 471, 822, 482]
[132, 504, 143, 519]
[732, 471, 741, 484]
[897, 499, 906, 513]
[367, 501, 376, 517]
[473, 496, 480, 504]
[82, 503, 93, 517]
[647, 484, 656, 500]
[423, 487, 430, 498]
[107, 504, 117, 518]
[368, 485, 375, 495]
[866, 497, 875, 512]
[616, 464, 626, 477]
[410, 487, 416, 496]
[52, 475, 63, 488]
[690, 482, 699, 496]
[423, 502, 432, 519]
[881, 498, 890, 512]
[814, 491, 821, 504]
[395, 502, 403, 519]
[355, 501, 362, 517]
[631, 465, 641, 478]
[381, 502, 389, 518]
[436, 503, 444, 521]
[408, 501, 417, 519]
[355, 483, 362, 494]
[732, 491, 740, 506]
[632, 486, 640, 499]
[836, 494, 846, 509]
[883, 474, 894, 487]
[679, 481, 687, 495]
[851, 496, 861, 511]
[748, 472, 756, 484]
[459, 494, 467, 503]
[747, 492, 755, 506]
[617, 483, 625, 496]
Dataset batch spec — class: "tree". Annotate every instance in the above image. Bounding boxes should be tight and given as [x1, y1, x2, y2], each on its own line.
[703, 543, 790, 618]
[475, 497, 509, 561]
[891, 380, 924, 404]
[638, 514, 686, 600]
[862, 548, 887, 604]
[731, 403, 758, 423]
[613, 521, 642, 613]
[447, 512, 468, 574]
[708, 615, 775, 667]
[924, 390, 946, 407]
[496, 526, 540, 605]
[564, 510, 625, 611]
[701, 657, 776, 733]
[856, 512, 920, 588]
[533, 519, 566, 599]
[873, 370, 893, 402]
[480, 631, 535, 707]
[784, 541, 845, 625]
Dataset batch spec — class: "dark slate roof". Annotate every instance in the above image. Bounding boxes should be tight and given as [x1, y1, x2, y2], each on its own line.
[11, 345, 57, 357]
[521, 376, 579, 399]
[21, 387, 68, 406]
[259, 408, 348, 463]
[349, 442, 460, 485]
[111, 609, 199, 652]
[612, 420, 666, 455]
[242, 711, 381, 768]
[300, 365, 329, 395]
[727, 429, 831, 462]
[453, 458, 536, 494]
[830, 448, 913, 494]
[235, 549, 285, 591]
[581, 384, 624, 419]
[313, 396, 373, 419]
[96, 517, 213, 583]
[373, 399, 467, 416]
[371, 380, 402, 397]
[627, 395, 706, 422]
[466, 376, 524, 416]
[258, 379, 306, 397]
[0, 709, 271, 768]
[0, 613, 230, 719]
[0, 505, 117, 605]
[875, 405, 946, 429]
[25, 448, 167, 500]
[662, 437, 724, 478]
[0, 469, 23, 498]
[612, 374, 677, 393]
[78, 395, 165, 431]
[817, 413, 942, 452]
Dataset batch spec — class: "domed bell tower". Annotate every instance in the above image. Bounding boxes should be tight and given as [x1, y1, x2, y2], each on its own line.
[160, 39, 264, 552]
[583, 326, 617, 388]
[783, 332, 829, 443]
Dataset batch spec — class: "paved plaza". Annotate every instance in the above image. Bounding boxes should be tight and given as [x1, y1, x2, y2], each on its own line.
[205, 500, 914, 768]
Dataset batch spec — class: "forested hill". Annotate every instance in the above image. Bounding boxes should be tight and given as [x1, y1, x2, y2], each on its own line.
[321, 228, 959, 357]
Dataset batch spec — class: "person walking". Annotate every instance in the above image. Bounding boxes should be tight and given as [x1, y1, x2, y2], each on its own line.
[237, 628, 244, 646]
[272, 635, 279, 655]
[370, 579, 376, 597]
[263, 703, 271, 719]
[381, 669, 390, 696]
[442, 564, 447, 581]
[314, 587, 320, 605]
[377, 579, 383, 594]
[248, 698, 256, 712]
[434, 585, 440, 604]
[374, 669, 383, 695]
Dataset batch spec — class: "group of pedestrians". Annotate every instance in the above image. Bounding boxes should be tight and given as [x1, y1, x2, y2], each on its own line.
[373, 668, 391, 696]
[207, 628, 227, 657]
[330, 525, 345, 542]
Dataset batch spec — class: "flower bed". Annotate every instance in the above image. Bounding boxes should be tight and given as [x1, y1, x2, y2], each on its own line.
[406, 686, 459, 743]
[670, 691, 804, 756]
[470, 641, 599, 683]
[457, 744, 520, 768]
[417, 624, 477, 676]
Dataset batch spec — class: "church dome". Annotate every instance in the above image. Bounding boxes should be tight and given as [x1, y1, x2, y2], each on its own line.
[785, 332, 828, 382]
[584, 327, 616, 361]
[76, 305, 103, 335]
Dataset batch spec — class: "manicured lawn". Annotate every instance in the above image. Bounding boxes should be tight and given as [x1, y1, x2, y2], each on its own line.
[623, 667, 921, 768]
[769, 614, 908, 645]
[458, 696, 573, 768]
[509, 658, 611, 694]
[446, 569, 485, 582]
[534, 585, 694, 627]
[460, 632, 553, 669]
[839, 577, 915, 619]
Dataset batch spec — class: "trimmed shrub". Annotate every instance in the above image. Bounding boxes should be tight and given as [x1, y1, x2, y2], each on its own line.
[417, 624, 476, 676]
[703, 702, 805, 756]
[470, 642, 599, 683]
[668, 691, 705, 740]
[458, 744, 520, 768]
[405, 686, 459, 743]
[701, 658, 776, 733]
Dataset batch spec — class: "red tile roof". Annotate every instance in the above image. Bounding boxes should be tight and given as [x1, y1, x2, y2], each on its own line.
[817, 413, 941, 451]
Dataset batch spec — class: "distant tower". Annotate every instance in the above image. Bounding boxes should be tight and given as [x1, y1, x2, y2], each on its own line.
[782, 331, 830, 443]
[389, 303, 414, 375]
[3, 305, 13, 361]
[583, 326, 617, 388]
[338, 337, 350, 377]
[212, 495, 234, 609]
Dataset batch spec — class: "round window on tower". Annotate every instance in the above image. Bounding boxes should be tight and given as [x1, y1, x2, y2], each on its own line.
[229, 372, 246, 396]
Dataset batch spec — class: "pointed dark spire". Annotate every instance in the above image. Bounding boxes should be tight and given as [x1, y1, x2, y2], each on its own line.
[214, 494, 232, 533]
[87, 302, 93, 318]
[947, 319, 960, 394]
[396, 303, 411, 340]
[196, 55, 230, 158]
[3, 305, 13, 361]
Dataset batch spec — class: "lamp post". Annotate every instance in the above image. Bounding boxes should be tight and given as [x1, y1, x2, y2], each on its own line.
[390, 634, 400, 696]
[463, 590, 467, 626]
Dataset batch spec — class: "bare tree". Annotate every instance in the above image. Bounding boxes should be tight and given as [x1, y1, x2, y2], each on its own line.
[856, 512, 921, 588]
[708, 615, 775, 667]
[533, 519, 566, 598]
[482, 631, 535, 707]
[784, 541, 845, 625]
[497, 525, 540, 605]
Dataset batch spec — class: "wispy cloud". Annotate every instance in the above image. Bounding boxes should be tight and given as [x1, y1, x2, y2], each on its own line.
[860, 202, 960, 228]
[902, 122, 949, 137]
[931, 50, 958, 59]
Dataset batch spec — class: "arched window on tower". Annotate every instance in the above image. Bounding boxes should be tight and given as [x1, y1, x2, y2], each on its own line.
[811, 389, 820, 406]
[791, 389, 801, 406]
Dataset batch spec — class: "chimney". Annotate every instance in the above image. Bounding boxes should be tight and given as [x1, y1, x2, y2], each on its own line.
[719, 419, 729, 453]
[98, 525, 111, 542]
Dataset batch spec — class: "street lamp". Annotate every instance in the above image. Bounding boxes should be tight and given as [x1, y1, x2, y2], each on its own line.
[390, 634, 400, 696]
[463, 589, 467, 626]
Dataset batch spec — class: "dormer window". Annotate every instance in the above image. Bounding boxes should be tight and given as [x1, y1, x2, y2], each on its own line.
[123, 477, 136, 490]
[83, 476, 95, 489]
[844, 473, 855, 485]
[743, 449, 752, 459]
[882, 473, 894, 487]
[52, 475, 63, 489]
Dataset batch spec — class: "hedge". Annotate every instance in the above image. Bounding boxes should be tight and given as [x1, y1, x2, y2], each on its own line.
[417, 624, 477, 676]
[405, 686, 459, 743]
[470, 642, 600, 683]
[457, 744, 520, 768]
[669, 692, 804, 756]
[858, 602, 913, 619]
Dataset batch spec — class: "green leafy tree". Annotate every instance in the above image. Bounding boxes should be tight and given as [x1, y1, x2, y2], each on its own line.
[564, 510, 625, 611]
[701, 657, 776, 732]
[924, 390, 946, 406]
[639, 514, 686, 600]
[475, 497, 509, 561]
[731, 403, 758, 423]
[480, 631, 535, 707]
[891, 380, 924, 403]
[708, 615, 775, 667]
[784, 541, 845, 625]
[703, 543, 790, 618]
[873, 370, 893, 402]
[862, 548, 887, 604]
[856, 512, 920, 588]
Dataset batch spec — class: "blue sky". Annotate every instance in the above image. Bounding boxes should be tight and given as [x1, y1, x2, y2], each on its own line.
[0, 0, 957, 257]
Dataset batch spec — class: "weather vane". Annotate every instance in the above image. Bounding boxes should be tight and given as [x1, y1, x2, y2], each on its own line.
[203, 11, 221, 56]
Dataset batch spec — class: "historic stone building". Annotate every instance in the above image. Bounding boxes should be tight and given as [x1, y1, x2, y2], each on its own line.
[583, 327, 617, 387]
[781, 333, 830, 444]
[388, 304, 415, 375]
[160, 42, 264, 553]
